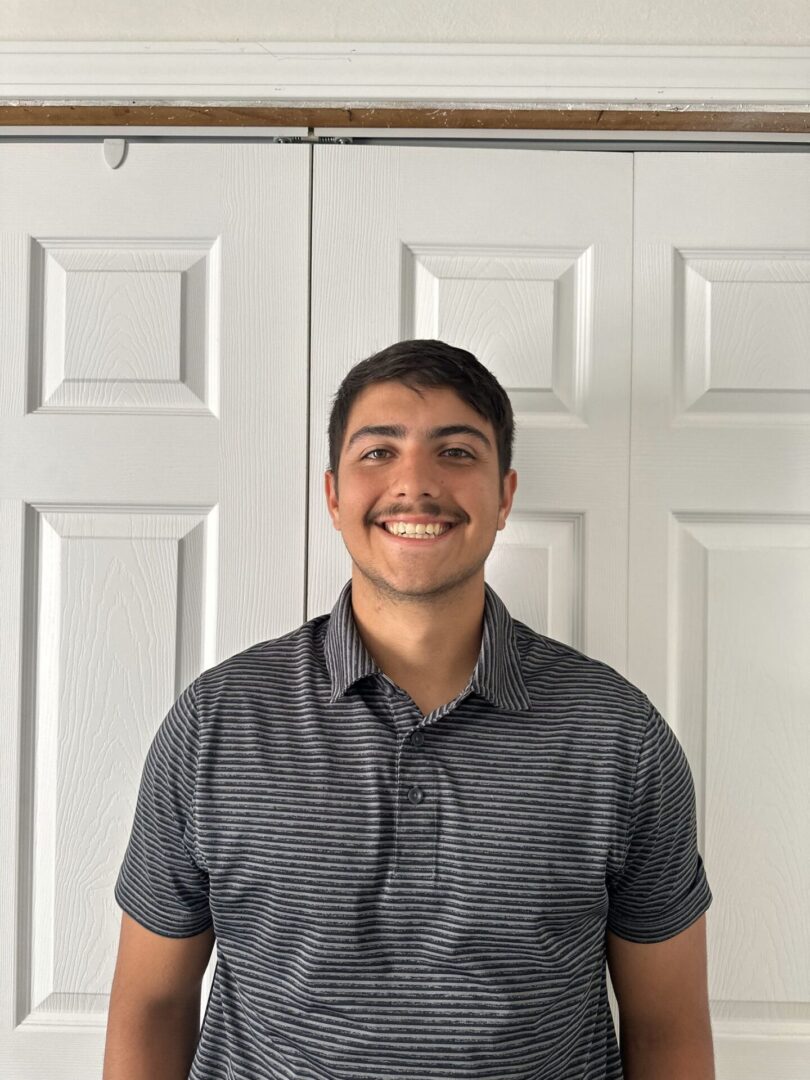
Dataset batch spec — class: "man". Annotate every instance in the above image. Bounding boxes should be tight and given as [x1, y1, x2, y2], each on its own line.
[104, 339, 714, 1079]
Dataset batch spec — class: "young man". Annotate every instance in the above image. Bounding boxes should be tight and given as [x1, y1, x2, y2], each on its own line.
[105, 340, 714, 1079]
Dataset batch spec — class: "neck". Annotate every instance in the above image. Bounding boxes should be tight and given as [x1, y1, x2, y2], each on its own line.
[349, 573, 486, 694]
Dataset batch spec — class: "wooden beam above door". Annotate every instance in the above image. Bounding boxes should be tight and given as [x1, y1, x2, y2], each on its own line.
[1, 104, 808, 134]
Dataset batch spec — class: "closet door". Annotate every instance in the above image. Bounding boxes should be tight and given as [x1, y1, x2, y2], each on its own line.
[309, 146, 634, 671]
[0, 141, 310, 1077]
[631, 153, 810, 1079]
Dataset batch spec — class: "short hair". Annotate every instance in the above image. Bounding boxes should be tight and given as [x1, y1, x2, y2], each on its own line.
[327, 339, 515, 495]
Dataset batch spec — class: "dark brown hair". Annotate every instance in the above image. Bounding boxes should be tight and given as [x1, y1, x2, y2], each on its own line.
[327, 339, 515, 495]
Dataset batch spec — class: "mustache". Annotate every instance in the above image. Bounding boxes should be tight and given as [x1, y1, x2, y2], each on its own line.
[372, 509, 464, 524]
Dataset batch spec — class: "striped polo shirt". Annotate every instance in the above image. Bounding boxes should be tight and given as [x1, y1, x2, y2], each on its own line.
[114, 577, 713, 1080]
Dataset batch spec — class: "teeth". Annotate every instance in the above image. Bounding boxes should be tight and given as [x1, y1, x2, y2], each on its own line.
[383, 521, 451, 538]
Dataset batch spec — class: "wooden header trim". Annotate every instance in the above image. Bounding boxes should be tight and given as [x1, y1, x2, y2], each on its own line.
[2, 105, 808, 134]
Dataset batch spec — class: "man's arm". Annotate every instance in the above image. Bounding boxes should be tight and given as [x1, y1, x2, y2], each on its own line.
[103, 912, 215, 1079]
[606, 914, 714, 1080]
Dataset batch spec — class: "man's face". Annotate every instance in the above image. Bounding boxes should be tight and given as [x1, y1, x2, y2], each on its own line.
[324, 381, 517, 603]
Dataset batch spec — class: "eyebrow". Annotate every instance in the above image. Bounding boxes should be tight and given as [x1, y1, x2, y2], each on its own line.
[346, 423, 493, 453]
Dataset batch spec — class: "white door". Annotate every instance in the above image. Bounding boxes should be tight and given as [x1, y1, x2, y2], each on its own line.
[309, 146, 635, 675]
[309, 143, 634, 1039]
[0, 140, 310, 1078]
[630, 152, 810, 1080]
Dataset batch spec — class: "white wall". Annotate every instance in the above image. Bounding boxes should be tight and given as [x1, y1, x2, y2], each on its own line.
[2, 0, 807, 46]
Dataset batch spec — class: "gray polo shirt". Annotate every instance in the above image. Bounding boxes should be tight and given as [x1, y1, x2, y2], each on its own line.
[114, 578, 713, 1079]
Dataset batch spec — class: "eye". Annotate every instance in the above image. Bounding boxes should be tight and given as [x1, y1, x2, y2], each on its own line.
[360, 447, 474, 460]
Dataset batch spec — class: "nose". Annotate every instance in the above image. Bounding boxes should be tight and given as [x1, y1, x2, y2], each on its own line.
[389, 449, 443, 498]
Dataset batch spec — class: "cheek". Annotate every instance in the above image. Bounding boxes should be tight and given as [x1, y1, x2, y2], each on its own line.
[346, 494, 376, 527]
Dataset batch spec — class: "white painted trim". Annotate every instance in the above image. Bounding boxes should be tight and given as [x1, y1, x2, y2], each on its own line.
[1, 127, 807, 142]
[0, 42, 808, 108]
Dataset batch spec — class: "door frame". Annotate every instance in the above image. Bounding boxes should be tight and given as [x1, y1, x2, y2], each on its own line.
[0, 41, 808, 140]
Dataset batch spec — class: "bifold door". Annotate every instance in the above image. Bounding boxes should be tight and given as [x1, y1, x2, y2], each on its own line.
[310, 144, 810, 1080]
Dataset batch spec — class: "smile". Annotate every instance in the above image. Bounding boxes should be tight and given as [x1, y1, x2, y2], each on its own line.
[375, 522, 458, 544]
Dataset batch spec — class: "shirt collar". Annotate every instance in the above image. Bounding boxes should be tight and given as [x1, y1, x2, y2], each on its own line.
[324, 578, 532, 712]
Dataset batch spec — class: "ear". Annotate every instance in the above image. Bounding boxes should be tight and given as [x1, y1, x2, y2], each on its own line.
[497, 469, 518, 530]
[324, 469, 340, 529]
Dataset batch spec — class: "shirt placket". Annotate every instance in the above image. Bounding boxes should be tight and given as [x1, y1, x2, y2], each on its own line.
[383, 678, 472, 892]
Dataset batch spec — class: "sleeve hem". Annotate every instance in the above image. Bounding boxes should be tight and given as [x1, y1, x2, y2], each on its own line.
[115, 882, 214, 939]
[606, 886, 713, 944]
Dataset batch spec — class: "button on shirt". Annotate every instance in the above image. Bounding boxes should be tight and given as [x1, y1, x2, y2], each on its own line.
[114, 579, 713, 1080]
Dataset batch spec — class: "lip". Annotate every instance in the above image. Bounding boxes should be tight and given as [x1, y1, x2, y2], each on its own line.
[375, 522, 459, 545]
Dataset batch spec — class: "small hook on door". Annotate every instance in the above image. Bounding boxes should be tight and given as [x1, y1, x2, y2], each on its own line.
[103, 138, 127, 170]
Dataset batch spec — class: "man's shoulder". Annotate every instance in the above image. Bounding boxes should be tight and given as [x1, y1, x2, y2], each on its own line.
[511, 617, 653, 719]
[193, 612, 331, 690]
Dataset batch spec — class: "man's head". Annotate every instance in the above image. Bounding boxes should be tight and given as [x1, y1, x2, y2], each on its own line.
[326, 339, 515, 498]
[324, 339, 518, 604]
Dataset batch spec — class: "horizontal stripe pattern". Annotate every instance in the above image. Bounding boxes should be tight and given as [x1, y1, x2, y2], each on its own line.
[115, 577, 712, 1079]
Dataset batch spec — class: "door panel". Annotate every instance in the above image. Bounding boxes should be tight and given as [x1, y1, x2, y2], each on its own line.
[309, 143, 634, 1048]
[0, 140, 310, 1077]
[631, 152, 810, 1078]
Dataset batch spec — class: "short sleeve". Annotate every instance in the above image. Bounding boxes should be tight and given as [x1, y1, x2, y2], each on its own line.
[606, 704, 713, 943]
[114, 679, 212, 938]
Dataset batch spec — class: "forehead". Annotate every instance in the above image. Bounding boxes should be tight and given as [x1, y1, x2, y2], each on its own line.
[343, 382, 487, 434]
